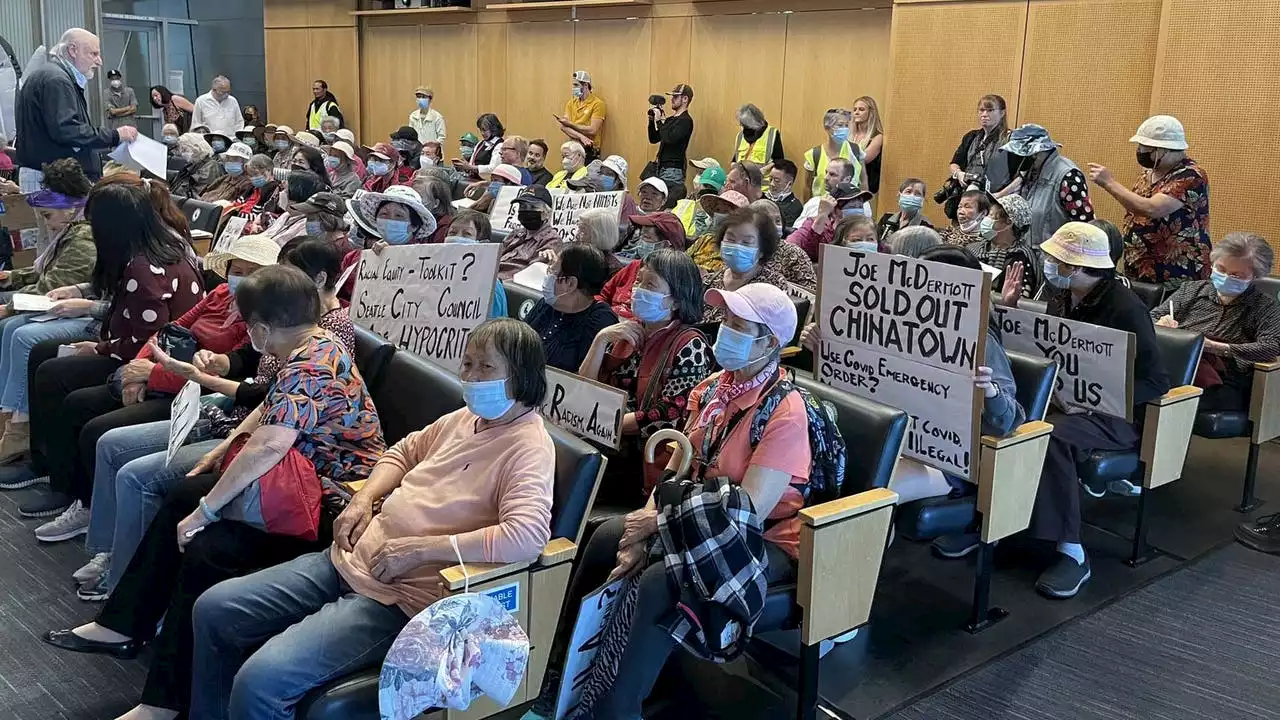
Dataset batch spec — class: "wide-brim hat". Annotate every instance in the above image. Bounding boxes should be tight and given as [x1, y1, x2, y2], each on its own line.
[350, 185, 437, 240]
[1001, 124, 1059, 157]
[204, 133, 232, 149]
[1130, 115, 1188, 150]
[205, 233, 280, 278]
[1040, 221, 1114, 269]
[699, 190, 748, 214]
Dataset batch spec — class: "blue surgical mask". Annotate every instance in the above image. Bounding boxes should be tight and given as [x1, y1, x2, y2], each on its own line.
[848, 241, 878, 254]
[600, 176, 617, 191]
[899, 193, 923, 214]
[841, 205, 864, 218]
[712, 324, 765, 371]
[274, 139, 290, 150]
[541, 273, 562, 304]
[633, 241, 659, 259]
[324, 155, 340, 170]
[1211, 270, 1251, 297]
[223, 162, 243, 176]
[832, 127, 850, 144]
[68, 62, 87, 89]
[462, 378, 515, 420]
[979, 216, 997, 239]
[377, 218, 412, 245]
[251, 175, 268, 188]
[368, 161, 390, 176]
[243, 138, 258, 149]
[460, 145, 475, 159]
[631, 286, 671, 323]
[487, 181, 502, 198]
[211, 140, 227, 153]
[572, 86, 585, 100]
[720, 241, 758, 273]
[306, 220, 323, 236]
[417, 97, 430, 110]
[162, 135, 178, 146]
[1043, 260, 1073, 289]
[226, 275, 244, 295]
[446, 235, 477, 244]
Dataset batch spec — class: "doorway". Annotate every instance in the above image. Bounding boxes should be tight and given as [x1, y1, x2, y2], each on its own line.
[100, 14, 198, 138]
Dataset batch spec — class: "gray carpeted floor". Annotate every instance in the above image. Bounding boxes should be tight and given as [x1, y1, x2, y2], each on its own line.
[886, 542, 1280, 720]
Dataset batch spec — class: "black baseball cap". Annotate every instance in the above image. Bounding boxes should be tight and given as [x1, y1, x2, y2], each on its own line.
[107, 69, 122, 79]
[390, 126, 418, 143]
[514, 186, 553, 209]
[667, 83, 694, 100]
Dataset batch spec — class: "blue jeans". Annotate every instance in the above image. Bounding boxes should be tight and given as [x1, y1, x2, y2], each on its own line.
[85, 419, 220, 589]
[190, 551, 409, 720]
[0, 314, 92, 413]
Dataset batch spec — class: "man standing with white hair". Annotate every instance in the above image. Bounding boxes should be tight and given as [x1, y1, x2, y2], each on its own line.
[191, 75, 243, 139]
[15, 28, 137, 188]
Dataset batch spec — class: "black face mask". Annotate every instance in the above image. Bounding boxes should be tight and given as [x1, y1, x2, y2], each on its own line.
[1136, 149, 1158, 169]
[518, 211, 543, 231]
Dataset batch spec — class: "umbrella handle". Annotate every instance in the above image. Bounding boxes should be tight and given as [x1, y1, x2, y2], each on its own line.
[644, 428, 693, 481]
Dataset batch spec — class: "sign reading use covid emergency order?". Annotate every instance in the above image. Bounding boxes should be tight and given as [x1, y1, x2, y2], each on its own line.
[816, 245, 990, 479]
[350, 243, 500, 374]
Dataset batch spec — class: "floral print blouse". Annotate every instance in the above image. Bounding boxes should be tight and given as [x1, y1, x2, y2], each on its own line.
[1122, 158, 1211, 290]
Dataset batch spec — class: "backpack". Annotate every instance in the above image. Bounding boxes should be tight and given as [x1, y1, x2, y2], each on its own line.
[702, 372, 847, 505]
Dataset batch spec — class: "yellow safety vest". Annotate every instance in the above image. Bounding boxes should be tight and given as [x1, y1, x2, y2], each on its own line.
[807, 142, 863, 198]
[548, 166, 588, 190]
[673, 198, 698, 238]
[733, 126, 778, 167]
[308, 100, 336, 131]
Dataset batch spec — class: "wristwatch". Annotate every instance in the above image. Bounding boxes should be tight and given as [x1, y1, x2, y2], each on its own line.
[199, 496, 220, 523]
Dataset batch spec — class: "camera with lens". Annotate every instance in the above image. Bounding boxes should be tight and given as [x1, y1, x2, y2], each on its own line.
[934, 171, 985, 221]
[648, 94, 666, 108]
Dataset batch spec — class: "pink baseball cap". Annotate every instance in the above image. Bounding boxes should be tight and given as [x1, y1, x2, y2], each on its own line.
[705, 283, 797, 348]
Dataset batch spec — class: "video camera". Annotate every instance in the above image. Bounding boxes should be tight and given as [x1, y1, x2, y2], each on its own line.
[648, 94, 666, 108]
[934, 171, 985, 221]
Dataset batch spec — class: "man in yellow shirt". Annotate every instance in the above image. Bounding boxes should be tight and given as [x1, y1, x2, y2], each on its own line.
[556, 70, 606, 160]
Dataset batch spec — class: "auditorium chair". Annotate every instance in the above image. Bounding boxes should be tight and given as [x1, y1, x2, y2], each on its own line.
[300, 348, 606, 720]
[744, 371, 908, 720]
[1129, 280, 1165, 310]
[450, 175, 470, 201]
[351, 326, 396, 398]
[173, 196, 222, 237]
[504, 280, 541, 321]
[895, 351, 1057, 632]
[1191, 275, 1280, 512]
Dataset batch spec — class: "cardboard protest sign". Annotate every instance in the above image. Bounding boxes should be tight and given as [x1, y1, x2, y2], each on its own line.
[213, 216, 247, 253]
[816, 245, 990, 478]
[350, 243, 499, 373]
[167, 381, 202, 466]
[554, 580, 624, 720]
[993, 306, 1135, 421]
[489, 187, 624, 243]
[540, 367, 627, 449]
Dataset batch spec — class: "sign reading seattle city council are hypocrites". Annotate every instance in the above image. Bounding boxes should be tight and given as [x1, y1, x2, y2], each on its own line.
[992, 306, 1135, 421]
[816, 245, 990, 478]
[489, 187, 624, 244]
[351, 243, 499, 373]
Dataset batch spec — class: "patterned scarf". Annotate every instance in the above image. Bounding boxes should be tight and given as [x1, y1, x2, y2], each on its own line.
[695, 356, 779, 453]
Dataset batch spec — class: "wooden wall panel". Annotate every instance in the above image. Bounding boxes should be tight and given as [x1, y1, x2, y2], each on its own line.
[419, 23, 480, 149]
[780, 8, 892, 199]
[573, 19, 653, 188]
[360, 24, 422, 144]
[264, 0, 310, 28]
[309, 27, 361, 137]
[1018, 0, 1160, 225]
[309, 0, 356, 27]
[505, 22, 575, 165]
[687, 13, 788, 169]
[264, 28, 314, 134]
[883, 0, 1027, 225]
[1152, 0, 1280, 247]
[475, 24, 509, 126]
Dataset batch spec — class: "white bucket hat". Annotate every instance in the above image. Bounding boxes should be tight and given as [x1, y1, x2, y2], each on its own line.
[205, 234, 281, 278]
[350, 185, 438, 241]
[1130, 115, 1188, 150]
[602, 155, 628, 188]
[222, 142, 252, 162]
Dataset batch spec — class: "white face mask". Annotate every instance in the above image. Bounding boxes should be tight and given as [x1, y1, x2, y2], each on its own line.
[249, 324, 269, 353]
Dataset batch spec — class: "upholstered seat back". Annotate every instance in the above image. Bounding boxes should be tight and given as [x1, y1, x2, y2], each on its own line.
[1006, 350, 1056, 421]
[174, 196, 222, 236]
[1155, 326, 1203, 387]
[351, 326, 395, 398]
[1129, 280, 1165, 310]
[791, 373, 909, 495]
[370, 351, 465, 445]
[504, 281, 540, 321]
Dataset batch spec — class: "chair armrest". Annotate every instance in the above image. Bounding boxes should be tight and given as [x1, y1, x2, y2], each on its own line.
[539, 537, 577, 566]
[1252, 361, 1280, 443]
[799, 487, 897, 528]
[1141, 385, 1202, 489]
[981, 420, 1053, 450]
[440, 559, 534, 591]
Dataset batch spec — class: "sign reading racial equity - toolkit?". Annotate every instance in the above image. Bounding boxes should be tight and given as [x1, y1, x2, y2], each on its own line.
[993, 306, 1135, 421]
[489, 186, 624, 243]
[351, 243, 499, 374]
[816, 245, 990, 478]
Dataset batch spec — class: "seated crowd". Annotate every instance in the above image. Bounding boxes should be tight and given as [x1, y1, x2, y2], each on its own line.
[5, 68, 1280, 720]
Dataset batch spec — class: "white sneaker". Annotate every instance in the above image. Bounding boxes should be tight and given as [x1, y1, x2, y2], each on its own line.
[1108, 478, 1143, 497]
[818, 628, 860, 658]
[35, 500, 90, 543]
[72, 552, 111, 585]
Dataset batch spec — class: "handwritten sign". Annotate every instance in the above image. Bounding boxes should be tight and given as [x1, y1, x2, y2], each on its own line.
[213, 215, 247, 253]
[540, 367, 627, 450]
[555, 579, 624, 720]
[817, 245, 990, 478]
[167, 381, 202, 466]
[489, 186, 624, 244]
[351, 243, 499, 373]
[993, 306, 1135, 421]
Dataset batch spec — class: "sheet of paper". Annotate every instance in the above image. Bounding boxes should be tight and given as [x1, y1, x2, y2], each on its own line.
[511, 261, 549, 291]
[56, 344, 77, 358]
[166, 380, 202, 466]
[213, 215, 248, 253]
[26, 313, 58, 323]
[980, 262, 1001, 278]
[108, 134, 168, 179]
[11, 293, 55, 312]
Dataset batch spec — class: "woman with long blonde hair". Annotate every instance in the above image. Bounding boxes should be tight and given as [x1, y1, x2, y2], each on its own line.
[851, 96, 884, 195]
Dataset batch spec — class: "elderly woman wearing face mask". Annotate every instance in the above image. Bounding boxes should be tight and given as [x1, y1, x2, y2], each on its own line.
[198, 142, 255, 204]
[347, 185, 438, 252]
[159, 123, 182, 156]
[547, 140, 589, 190]
[170, 133, 223, 197]
[362, 143, 411, 194]
[323, 141, 362, 197]
[939, 189, 991, 246]
[701, 207, 807, 323]
[497, 186, 563, 281]
[598, 212, 686, 318]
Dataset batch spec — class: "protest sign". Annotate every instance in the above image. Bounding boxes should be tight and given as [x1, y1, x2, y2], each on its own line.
[554, 579, 624, 720]
[816, 245, 990, 478]
[350, 243, 499, 373]
[540, 367, 627, 450]
[166, 381, 201, 466]
[489, 187, 624, 244]
[213, 215, 247, 253]
[992, 306, 1135, 421]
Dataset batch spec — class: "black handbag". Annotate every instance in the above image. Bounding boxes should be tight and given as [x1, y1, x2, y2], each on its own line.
[156, 322, 198, 363]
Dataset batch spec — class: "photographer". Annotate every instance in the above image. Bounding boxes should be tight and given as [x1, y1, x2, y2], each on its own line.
[949, 94, 1015, 196]
[646, 83, 694, 196]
